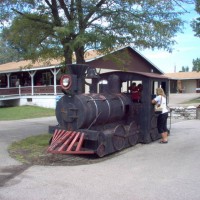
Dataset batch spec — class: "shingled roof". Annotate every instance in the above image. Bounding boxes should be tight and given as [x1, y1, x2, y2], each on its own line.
[0, 46, 163, 74]
[0, 50, 100, 73]
[165, 71, 200, 80]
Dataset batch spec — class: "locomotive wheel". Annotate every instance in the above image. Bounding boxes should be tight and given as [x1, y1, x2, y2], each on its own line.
[112, 125, 126, 151]
[150, 128, 160, 141]
[96, 144, 106, 157]
[128, 121, 139, 146]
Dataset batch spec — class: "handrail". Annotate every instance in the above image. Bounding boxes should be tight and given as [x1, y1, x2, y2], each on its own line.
[0, 85, 62, 96]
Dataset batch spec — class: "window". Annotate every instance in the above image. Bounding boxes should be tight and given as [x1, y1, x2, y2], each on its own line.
[10, 75, 18, 87]
[98, 80, 108, 93]
[27, 98, 32, 102]
[42, 72, 52, 85]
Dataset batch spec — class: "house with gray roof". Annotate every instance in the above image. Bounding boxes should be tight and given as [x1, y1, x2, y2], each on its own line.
[165, 72, 200, 93]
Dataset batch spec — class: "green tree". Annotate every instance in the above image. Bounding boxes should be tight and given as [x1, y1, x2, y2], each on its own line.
[0, 33, 22, 64]
[191, 0, 200, 37]
[179, 66, 189, 72]
[192, 58, 200, 72]
[191, 0, 200, 72]
[0, 0, 193, 65]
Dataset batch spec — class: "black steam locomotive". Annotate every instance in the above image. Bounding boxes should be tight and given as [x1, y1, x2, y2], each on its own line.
[48, 64, 169, 157]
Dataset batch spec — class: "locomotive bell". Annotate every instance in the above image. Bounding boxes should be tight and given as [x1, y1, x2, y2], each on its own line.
[86, 67, 100, 79]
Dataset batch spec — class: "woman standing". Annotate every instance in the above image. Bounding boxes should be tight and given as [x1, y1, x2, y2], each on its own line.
[152, 88, 169, 143]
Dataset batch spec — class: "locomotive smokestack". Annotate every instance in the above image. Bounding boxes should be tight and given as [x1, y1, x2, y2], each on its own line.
[66, 64, 89, 94]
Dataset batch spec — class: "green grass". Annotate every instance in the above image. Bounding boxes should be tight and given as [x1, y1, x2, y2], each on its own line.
[8, 134, 52, 164]
[0, 105, 55, 120]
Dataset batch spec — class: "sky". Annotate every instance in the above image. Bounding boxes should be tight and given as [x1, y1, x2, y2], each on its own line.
[139, 4, 200, 74]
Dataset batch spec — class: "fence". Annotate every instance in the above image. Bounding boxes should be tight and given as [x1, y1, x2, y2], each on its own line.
[0, 85, 62, 97]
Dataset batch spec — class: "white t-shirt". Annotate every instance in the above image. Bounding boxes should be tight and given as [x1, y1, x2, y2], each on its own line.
[154, 95, 168, 114]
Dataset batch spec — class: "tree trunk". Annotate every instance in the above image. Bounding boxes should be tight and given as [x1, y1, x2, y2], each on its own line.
[64, 47, 73, 64]
[75, 46, 85, 64]
[63, 45, 73, 73]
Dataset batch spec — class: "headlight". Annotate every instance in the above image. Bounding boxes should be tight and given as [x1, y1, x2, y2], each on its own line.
[60, 75, 72, 90]
[62, 77, 70, 87]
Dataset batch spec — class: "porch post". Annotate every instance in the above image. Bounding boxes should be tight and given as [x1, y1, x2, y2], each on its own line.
[6, 73, 11, 88]
[19, 85, 21, 96]
[28, 71, 36, 95]
[50, 68, 60, 95]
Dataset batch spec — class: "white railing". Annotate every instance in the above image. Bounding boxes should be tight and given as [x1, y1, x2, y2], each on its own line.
[0, 85, 62, 97]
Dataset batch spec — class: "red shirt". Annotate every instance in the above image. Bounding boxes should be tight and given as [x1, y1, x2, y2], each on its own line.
[131, 86, 139, 101]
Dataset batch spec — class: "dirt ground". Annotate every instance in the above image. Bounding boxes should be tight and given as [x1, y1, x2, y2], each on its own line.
[8, 143, 140, 167]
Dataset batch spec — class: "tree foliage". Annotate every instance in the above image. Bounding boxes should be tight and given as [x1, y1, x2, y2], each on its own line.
[179, 66, 190, 72]
[191, 0, 200, 72]
[192, 58, 200, 71]
[191, 0, 200, 37]
[0, 0, 193, 65]
[0, 33, 22, 64]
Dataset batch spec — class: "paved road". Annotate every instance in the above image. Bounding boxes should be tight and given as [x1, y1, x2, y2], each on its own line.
[0, 116, 200, 200]
[0, 117, 57, 167]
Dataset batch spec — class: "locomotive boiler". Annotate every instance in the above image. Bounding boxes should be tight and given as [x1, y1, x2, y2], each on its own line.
[48, 64, 169, 157]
